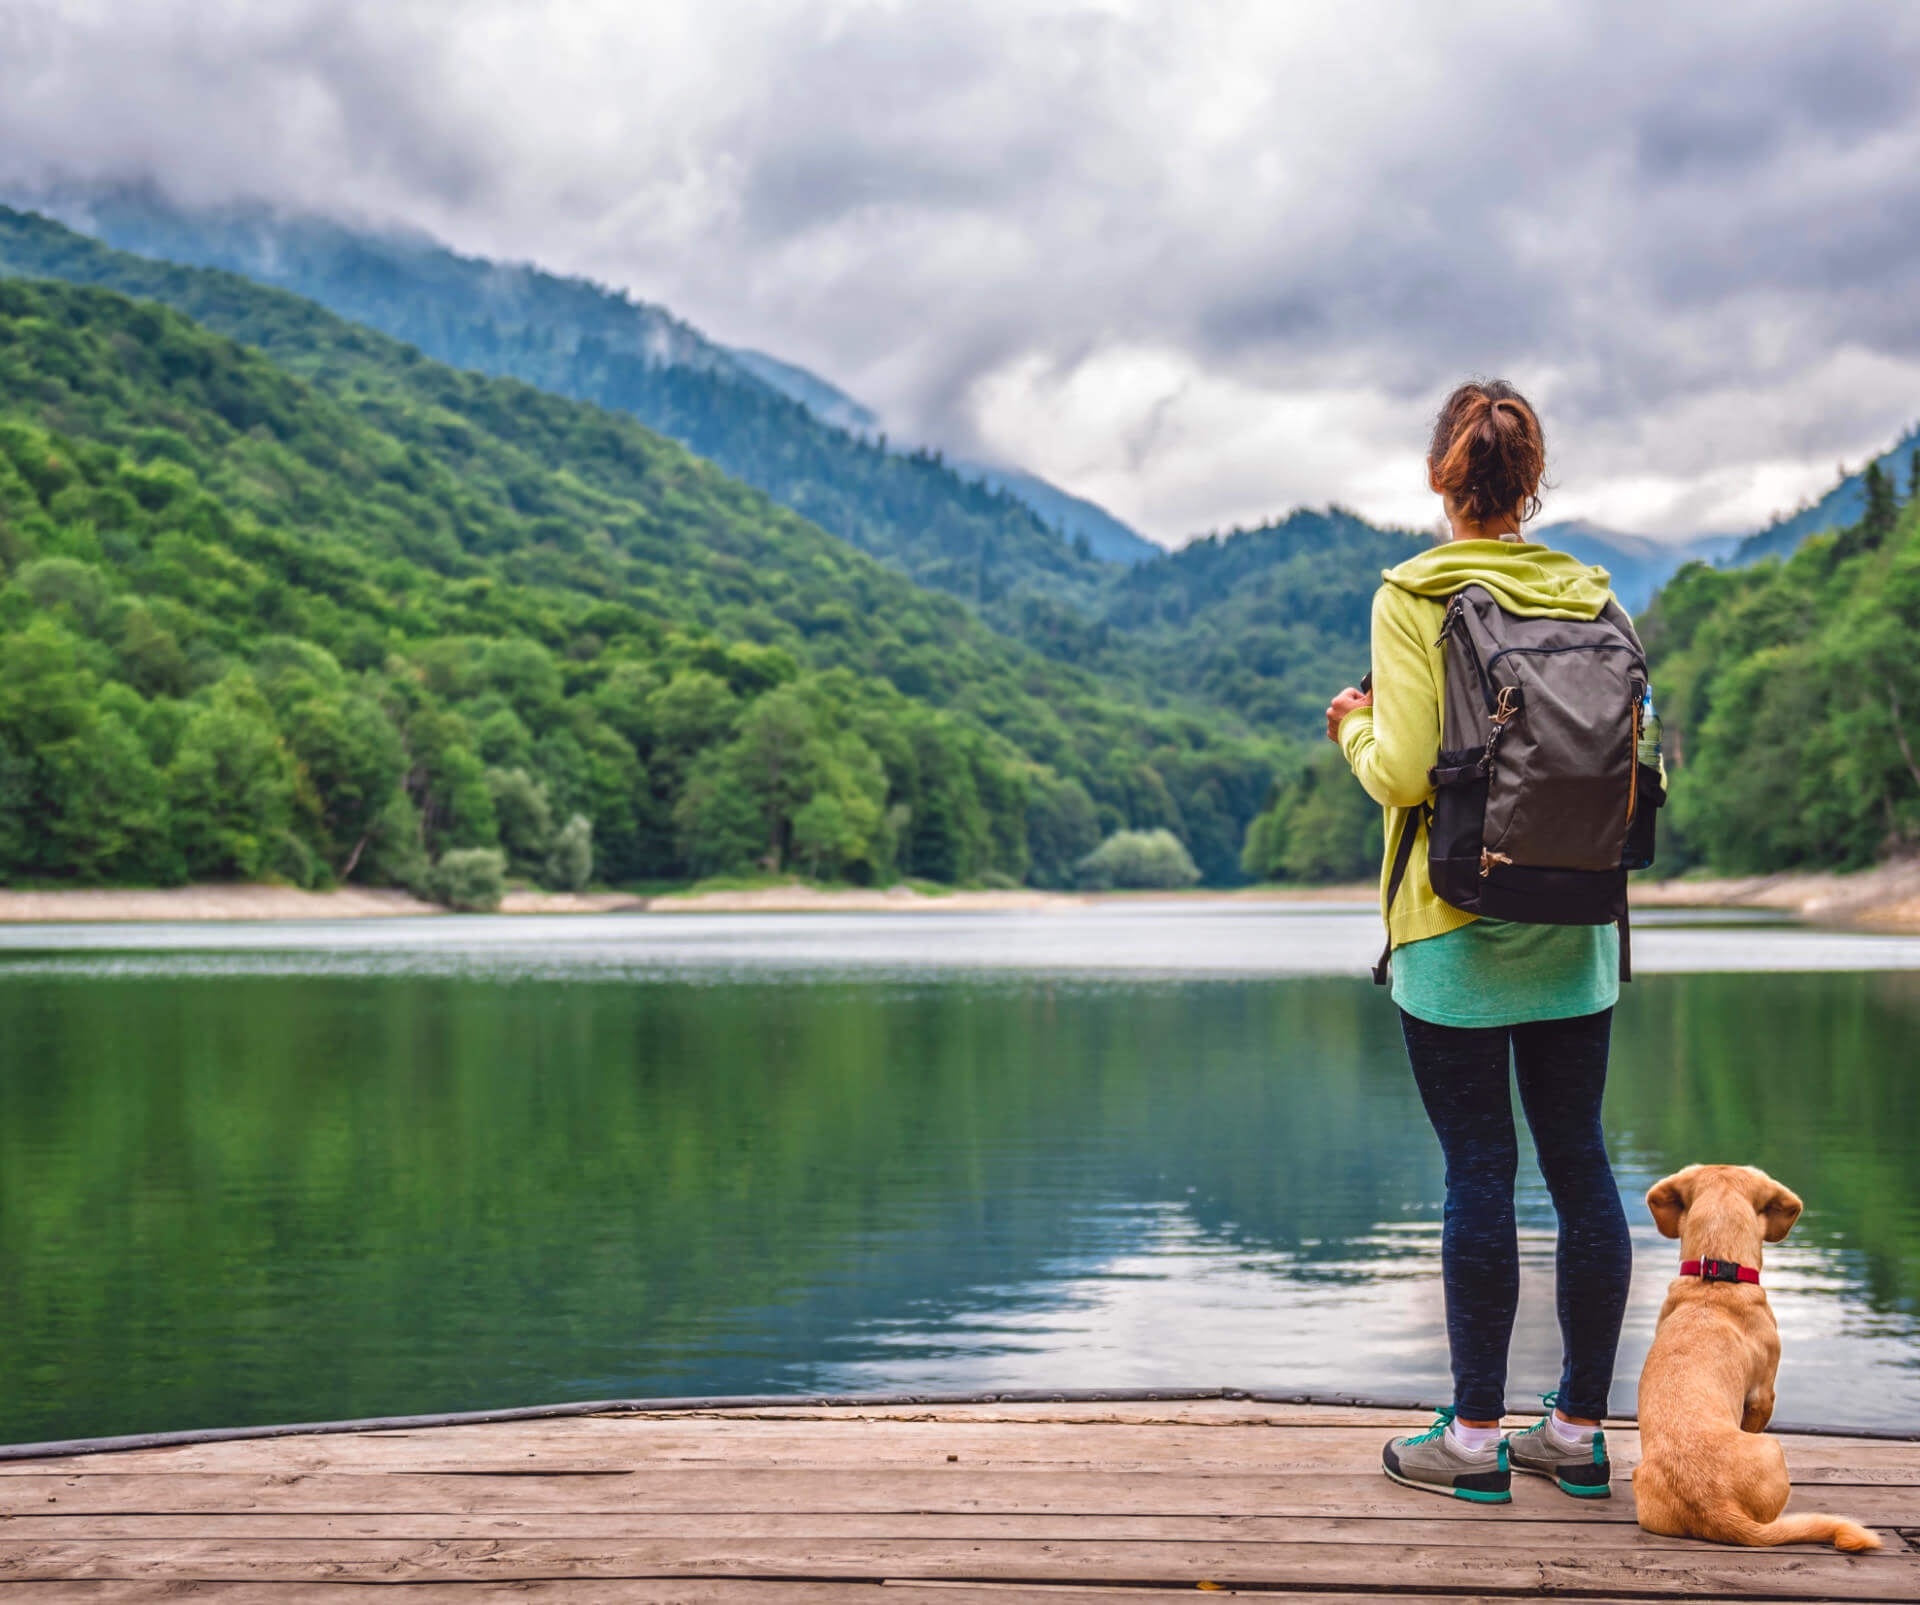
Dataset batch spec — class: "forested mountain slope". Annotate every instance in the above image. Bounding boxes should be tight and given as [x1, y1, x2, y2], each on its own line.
[1, 208, 1419, 748]
[1095, 510, 1426, 729]
[1729, 427, 1920, 565]
[19, 190, 1131, 622]
[0, 276, 1282, 891]
[1641, 486, 1920, 873]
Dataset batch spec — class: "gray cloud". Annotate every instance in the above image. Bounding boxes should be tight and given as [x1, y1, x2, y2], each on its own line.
[5, 0, 1920, 541]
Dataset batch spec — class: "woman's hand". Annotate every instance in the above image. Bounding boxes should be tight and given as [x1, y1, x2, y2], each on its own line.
[1326, 687, 1373, 743]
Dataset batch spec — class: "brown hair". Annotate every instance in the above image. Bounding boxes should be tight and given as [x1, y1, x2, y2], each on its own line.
[1427, 379, 1546, 526]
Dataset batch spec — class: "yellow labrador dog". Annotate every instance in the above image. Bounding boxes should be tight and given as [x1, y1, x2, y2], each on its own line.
[1634, 1164, 1878, 1551]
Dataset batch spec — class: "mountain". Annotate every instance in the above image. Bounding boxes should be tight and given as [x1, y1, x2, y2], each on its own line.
[14, 185, 1152, 625]
[1093, 508, 1428, 728]
[724, 346, 880, 435]
[1533, 519, 1740, 613]
[719, 334, 1161, 565]
[1728, 426, 1920, 566]
[0, 237, 1285, 889]
[955, 462, 1162, 566]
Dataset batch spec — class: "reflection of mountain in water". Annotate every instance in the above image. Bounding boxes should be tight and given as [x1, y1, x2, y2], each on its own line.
[1, 967, 1914, 1443]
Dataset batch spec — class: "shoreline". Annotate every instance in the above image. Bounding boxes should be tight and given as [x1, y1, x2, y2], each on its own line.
[0, 881, 1373, 923]
[0, 863, 1913, 930]
[1627, 857, 1920, 933]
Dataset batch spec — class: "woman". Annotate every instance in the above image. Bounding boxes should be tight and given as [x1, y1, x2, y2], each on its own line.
[1326, 380, 1633, 1504]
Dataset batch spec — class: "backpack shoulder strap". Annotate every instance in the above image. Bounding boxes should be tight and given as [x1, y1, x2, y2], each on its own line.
[1371, 805, 1423, 986]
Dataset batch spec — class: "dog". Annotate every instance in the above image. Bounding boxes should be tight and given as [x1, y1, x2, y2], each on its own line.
[1632, 1164, 1879, 1552]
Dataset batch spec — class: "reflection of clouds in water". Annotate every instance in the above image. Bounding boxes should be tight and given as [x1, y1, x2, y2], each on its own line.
[819, 1206, 1455, 1399]
[822, 1191, 1920, 1430]
[2, 906, 1919, 981]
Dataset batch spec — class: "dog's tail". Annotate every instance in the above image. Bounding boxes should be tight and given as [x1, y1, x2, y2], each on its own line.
[1719, 1510, 1881, 1552]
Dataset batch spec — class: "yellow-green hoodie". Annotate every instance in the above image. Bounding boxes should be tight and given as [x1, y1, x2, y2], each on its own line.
[1337, 539, 1617, 951]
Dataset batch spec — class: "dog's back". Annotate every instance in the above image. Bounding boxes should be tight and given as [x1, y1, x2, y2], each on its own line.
[1635, 1166, 1880, 1553]
[1634, 1300, 1876, 1551]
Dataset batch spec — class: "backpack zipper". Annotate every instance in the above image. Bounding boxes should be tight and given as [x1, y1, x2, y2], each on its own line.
[1483, 640, 1641, 678]
[1626, 691, 1643, 825]
[1437, 596, 1496, 713]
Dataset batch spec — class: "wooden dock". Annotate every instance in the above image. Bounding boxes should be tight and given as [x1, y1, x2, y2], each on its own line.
[1, 1399, 1915, 1600]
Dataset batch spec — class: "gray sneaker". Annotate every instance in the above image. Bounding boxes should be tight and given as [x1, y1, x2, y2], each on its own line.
[1381, 1409, 1512, 1503]
[1506, 1396, 1612, 1498]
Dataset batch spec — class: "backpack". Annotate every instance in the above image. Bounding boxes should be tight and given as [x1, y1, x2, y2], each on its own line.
[1373, 583, 1664, 986]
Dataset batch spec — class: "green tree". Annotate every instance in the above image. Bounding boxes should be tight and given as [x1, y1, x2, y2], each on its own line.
[167, 676, 302, 881]
[1240, 747, 1380, 884]
[41, 713, 175, 882]
[1025, 773, 1101, 889]
[406, 710, 498, 856]
[426, 847, 506, 911]
[1075, 828, 1201, 890]
[646, 671, 739, 781]
[731, 686, 824, 871]
[283, 693, 406, 880]
[543, 814, 593, 892]
[1841, 461, 1899, 558]
[485, 766, 554, 877]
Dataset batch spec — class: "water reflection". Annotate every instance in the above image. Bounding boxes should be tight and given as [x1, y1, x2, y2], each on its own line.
[0, 913, 1915, 1444]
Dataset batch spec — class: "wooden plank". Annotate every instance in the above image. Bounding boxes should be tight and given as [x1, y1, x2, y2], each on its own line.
[0, 1585, 1685, 1604]
[0, 1511, 1908, 1552]
[0, 1404, 1441, 1468]
[0, 1535, 1911, 1596]
[9, 1404, 1908, 1472]
[621, 1403, 1446, 1426]
[8, 1419, 1908, 1480]
[3, 1467, 1912, 1519]
[5, 1414, 1445, 1462]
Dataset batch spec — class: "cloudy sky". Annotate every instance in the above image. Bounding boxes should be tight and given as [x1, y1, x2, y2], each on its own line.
[5, 0, 1920, 545]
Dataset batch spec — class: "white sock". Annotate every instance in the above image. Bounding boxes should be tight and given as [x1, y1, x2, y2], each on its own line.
[1447, 1419, 1503, 1456]
[1543, 1411, 1597, 1451]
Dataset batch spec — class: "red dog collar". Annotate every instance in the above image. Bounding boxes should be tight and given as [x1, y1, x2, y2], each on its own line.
[1680, 1257, 1759, 1285]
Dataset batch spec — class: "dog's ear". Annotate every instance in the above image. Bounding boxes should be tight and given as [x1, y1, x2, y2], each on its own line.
[1755, 1175, 1803, 1242]
[1646, 1169, 1695, 1239]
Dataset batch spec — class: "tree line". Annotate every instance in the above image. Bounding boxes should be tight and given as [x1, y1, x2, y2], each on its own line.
[1641, 457, 1920, 873]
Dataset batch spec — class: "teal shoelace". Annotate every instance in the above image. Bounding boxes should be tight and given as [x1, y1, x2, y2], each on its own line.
[1406, 1406, 1457, 1445]
[1514, 1390, 1560, 1436]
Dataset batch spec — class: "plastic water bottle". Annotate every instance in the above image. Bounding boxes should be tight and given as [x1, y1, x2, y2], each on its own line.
[1637, 687, 1663, 768]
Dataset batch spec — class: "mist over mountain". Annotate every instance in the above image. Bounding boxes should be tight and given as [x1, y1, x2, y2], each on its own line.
[950, 463, 1161, 567]
[719, 337, 1159, 564]
[725, 347, 880, 436]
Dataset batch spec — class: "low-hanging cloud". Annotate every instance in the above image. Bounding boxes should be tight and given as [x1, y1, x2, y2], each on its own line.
[5, 0, 1920, 542]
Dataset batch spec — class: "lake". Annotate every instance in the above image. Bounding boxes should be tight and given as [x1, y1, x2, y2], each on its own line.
[2, 902, 1917, 1445]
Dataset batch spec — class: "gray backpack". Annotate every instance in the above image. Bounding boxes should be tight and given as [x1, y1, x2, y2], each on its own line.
[1374, 584, 1664, 985]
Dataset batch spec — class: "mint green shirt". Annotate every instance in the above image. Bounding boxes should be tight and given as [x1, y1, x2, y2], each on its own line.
[1391, 918, 1619, 1028]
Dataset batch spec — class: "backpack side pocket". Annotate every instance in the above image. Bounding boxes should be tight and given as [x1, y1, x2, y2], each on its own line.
[1428, 747, 1491, 912]
[1621, 762, 1665, 872]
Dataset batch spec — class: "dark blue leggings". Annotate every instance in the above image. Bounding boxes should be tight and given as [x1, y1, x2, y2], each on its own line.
[1399, 1007, 1631, 1422]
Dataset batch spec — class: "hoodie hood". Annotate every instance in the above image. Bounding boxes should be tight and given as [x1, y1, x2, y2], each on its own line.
[1382, 538, 1613, 620]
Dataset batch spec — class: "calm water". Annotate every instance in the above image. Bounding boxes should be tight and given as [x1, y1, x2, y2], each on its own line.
[2, 904, 1917, 1444]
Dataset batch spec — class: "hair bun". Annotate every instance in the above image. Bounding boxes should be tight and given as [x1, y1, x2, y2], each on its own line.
[1429, 381, 1544, 525]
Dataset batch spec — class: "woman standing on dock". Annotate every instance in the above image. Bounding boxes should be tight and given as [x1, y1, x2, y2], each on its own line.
[1325, 382, 1634, 1503]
